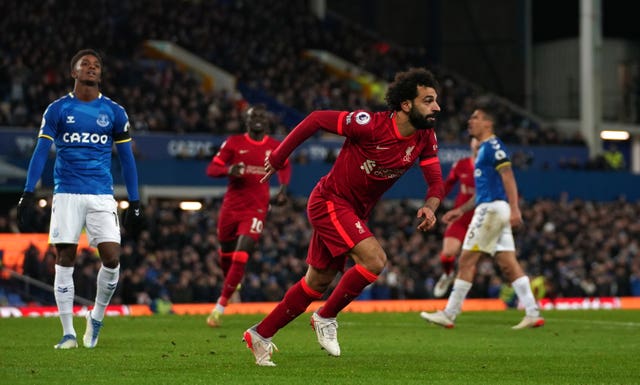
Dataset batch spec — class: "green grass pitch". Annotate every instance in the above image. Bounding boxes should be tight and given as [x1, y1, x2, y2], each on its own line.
[1, 309, 638, 384]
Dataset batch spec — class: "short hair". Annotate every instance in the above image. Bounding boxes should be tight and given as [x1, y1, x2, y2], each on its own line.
[385, 68, 439, 111]
[474, 97, 499, 125]
[70, 49, 103, 73]
[246, 103, 267, 117]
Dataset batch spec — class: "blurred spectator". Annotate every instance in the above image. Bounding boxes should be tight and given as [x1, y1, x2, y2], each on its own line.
[0, 0, 583, 146]
[3, 195, 640, 306]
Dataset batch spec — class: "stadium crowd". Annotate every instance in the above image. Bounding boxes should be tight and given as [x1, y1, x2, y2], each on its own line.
[0, 0, 585, 146]
[2, 195, 639, 308]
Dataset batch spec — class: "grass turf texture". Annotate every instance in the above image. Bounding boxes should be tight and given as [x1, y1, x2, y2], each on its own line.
[1, 310, 638, 385]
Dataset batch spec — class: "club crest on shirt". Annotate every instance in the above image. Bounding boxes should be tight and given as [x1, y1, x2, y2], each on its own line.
[402, 145, 416, 163]
[96, 114, 110, 127]
[355, 112, 371, 125]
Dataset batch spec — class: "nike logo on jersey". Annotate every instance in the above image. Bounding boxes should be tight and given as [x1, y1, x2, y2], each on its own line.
[376, 145, 390, 150]
[66, 116, 76, 124]
[239, 150, 249, 154]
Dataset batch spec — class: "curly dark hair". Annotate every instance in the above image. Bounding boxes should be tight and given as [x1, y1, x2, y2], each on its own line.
[70, 49, 103, 73]
[385, 68, 439, 111]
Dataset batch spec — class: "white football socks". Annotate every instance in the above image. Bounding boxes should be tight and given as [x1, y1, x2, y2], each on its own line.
[92, 264, 120, 321]
[512, 276, 540, 317]
[54, 264, 75, 336]
[214, 302, 226, 314]
[444, 279, 473, 319]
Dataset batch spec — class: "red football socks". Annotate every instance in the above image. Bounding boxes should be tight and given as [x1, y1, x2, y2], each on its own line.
[257, 278, 322, 338]
[218, 251, 248, 307]
[218, 251, 233, 276]
[440, 254, 456, 275]
[318, 264, 378, 319]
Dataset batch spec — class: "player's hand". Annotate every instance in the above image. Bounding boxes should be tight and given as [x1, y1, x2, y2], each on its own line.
[416, 205, 437, 232]
[442, 208, 463, 224]
[260, 155, 276, 183]
[16, 191, 35, 232]
[510, 207, 523, 228]
[272, 191, 288, 206]
[228, 162, 246, 177]
[123, 200, 146, 234]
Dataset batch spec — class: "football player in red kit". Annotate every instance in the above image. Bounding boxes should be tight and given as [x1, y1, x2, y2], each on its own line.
[205, 104, 290, 327]
[433, 137, 479, 297]
[244, 68, 444, 366]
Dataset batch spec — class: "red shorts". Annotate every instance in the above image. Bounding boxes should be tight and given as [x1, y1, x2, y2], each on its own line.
[305, 189, 373, 271]
[443, 211, 473, 243]
[217, 206, 267, 243]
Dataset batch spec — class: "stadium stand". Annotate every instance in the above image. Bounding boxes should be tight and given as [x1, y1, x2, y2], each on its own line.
[2, 196, 639, 306]
[4, 0, 635, 309]
[0, 0, 585, 145]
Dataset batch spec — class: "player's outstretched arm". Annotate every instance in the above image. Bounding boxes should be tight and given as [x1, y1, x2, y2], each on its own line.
[442, 194, 476, 224]
[261, 155, 277, 183]
[264, 111, 343, 179]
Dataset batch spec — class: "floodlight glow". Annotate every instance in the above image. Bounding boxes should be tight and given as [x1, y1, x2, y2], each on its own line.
[600, 130, 630, 140]
[179, 201, 202, 211]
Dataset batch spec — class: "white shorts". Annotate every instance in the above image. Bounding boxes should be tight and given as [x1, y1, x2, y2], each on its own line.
[49, 193, 121, 247]
[462, 200, 515, 256]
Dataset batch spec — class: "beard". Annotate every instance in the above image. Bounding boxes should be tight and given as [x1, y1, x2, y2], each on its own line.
[408, 106, 436, 130]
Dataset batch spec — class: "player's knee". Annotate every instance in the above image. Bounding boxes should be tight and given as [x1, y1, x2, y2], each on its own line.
[97, 242, 121, 268]
[306, 267, 337, 293]
[501, 263, 522, 282]
[55, 245, 76, 266]
[363, 250, 387, 275]
[101, 255, 120, 269]
[99, 249, 120, 268]
[457, 252, 478, 273]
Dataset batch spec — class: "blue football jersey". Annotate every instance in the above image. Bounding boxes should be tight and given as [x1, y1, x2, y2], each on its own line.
[474, 136, 510, 204]
[39, 92, 131, 194]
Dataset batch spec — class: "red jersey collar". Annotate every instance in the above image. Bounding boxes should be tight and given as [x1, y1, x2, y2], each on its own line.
[390, 112, 416, 140]
[243, 133, 269, 145]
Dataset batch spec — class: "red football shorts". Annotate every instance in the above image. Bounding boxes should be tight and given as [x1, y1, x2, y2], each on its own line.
[305, 189, 373, 271]
[443, 211, 473, 243]
[217, 206, 267, 243]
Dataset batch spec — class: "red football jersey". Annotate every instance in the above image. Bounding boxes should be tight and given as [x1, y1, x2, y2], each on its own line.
[270, 110, 442, 219]
[444, 157, 475, 208]
[207, 133, 291, 212]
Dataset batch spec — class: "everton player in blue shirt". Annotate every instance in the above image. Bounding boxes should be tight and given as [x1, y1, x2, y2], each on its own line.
[17, 49, 145, 349]
[421, 101, 544, 330]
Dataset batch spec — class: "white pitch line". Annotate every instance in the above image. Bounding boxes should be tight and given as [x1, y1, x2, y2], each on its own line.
[542, 318, 640, 328]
